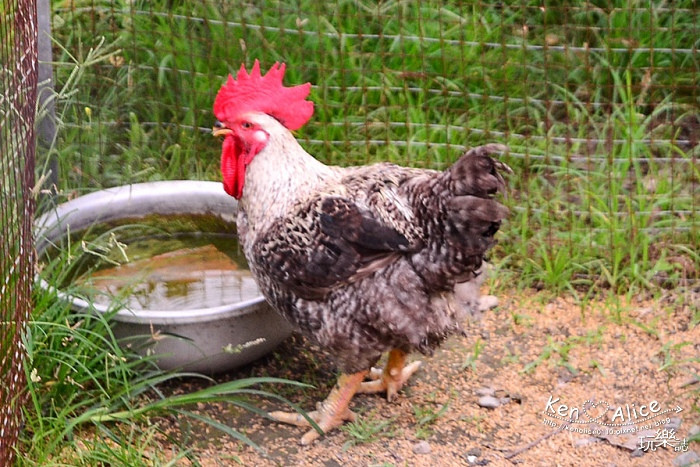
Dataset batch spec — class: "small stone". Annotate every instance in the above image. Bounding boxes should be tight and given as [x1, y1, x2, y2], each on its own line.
[574, 437, 601, 447]
[475, 387, 495, 397]
[478, 295, 499, 311]
[467, 455, 478, 463]
[688, 425, 700, 437]
[466, 447, 482, 457]
[673, 451, 699, 467]
[668, 417, 682, 430]
[412, 440, 432, 455]
[477, 395, 501, 409]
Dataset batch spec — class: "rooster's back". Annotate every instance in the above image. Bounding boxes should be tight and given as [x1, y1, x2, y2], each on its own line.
[246, 144, 510, 373]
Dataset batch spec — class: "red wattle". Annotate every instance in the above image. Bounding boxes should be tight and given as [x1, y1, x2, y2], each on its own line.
[235, 145, 248, 199]
[220, 133, 268, 199]
[221, 136, 240, 198]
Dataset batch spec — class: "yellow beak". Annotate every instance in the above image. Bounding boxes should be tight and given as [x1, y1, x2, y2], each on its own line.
[212, 121, 233, 137]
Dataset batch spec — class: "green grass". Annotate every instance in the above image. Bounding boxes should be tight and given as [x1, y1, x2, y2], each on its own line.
[44, 0, 698, 296]
[340, 410, 397, 449]
[521, 329, 604, 376]
[656, 340, 697, 373]
[20, 177, 309, 463]
[20, 0, 700, 462]
[20, 258, 311, 464]
[413, 399, 450, 440]
[461, 337, 485, 372]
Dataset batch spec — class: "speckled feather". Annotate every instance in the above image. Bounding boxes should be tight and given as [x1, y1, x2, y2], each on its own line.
[234, 114, 509, 373]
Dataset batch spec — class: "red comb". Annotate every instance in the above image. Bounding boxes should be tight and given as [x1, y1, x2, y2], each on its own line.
[213, 60, 314, 131]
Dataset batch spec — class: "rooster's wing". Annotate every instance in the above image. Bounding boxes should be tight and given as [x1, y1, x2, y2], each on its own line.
[252, 189, 423, 301]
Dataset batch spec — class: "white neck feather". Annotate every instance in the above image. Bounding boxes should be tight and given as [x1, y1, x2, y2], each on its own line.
[237, 113, 335, 237]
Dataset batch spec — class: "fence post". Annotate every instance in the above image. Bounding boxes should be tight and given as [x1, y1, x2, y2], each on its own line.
[0, 0, 38, 464]
[37, 0, 58, 194]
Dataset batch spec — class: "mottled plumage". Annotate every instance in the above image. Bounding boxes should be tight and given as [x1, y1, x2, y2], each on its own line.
[237, 120, 510, 373]
[212, 62, 511, 444]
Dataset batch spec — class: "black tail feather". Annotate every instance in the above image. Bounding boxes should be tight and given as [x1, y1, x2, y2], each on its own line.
[443, 143, 510, 198]
[410, 144, 510, 288]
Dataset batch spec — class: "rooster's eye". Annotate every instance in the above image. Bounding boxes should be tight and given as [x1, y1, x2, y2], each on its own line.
[241, 122, 253, 129]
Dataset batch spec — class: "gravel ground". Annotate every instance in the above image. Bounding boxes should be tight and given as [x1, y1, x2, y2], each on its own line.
[157, 288, 698, 466]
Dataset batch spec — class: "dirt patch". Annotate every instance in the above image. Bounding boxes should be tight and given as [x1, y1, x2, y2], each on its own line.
[161, 289, 699, 466]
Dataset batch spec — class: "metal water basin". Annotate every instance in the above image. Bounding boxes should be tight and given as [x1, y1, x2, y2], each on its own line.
[35, 180, 292, 373]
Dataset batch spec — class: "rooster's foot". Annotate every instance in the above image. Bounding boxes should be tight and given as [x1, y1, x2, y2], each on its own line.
[356, 349, 422, 402]
[268, 370, 367, 445]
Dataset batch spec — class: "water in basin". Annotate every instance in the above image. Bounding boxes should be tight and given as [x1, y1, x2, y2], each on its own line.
[74, 233, 260, 311]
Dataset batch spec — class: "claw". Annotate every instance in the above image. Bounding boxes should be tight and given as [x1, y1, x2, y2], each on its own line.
[356, 349, 422, 401]
[268, 409, 318, 427]
[269, 407, 357, 444]
[267, 370, 367, 444]
[266, 349, 422, 444]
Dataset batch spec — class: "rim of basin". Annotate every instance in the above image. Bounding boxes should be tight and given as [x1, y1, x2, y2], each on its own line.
[35, 180, 266, 325]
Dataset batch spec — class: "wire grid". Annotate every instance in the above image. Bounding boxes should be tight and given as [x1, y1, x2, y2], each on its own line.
[46, 1, 698, 289]
[1, 0, 38, 463]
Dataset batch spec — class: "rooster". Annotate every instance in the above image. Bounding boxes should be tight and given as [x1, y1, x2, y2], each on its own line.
[212, 60, 510, 445]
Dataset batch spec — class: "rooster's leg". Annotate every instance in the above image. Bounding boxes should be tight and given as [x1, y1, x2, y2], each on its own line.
[268, 370, 368, 445]
[356, 349, 422, 402]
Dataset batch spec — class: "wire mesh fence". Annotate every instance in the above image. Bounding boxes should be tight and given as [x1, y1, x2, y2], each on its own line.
[1, 0, 38, 463]
[0, 0, 695, 460]
[44, 0, 697, 293]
